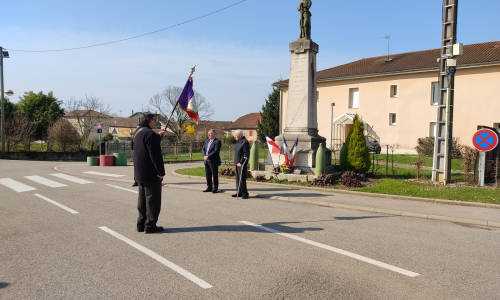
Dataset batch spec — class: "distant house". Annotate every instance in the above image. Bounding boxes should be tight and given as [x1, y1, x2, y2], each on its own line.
[230, 112, 261, 142]
[64, 110, 112, 139]
[108, 117, 140, 139]
[196, 120, 233, 140]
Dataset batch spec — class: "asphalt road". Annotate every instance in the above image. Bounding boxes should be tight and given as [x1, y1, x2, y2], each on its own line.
[1, 160, 499, 299]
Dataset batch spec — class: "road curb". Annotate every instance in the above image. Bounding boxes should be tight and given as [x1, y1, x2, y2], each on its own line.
[171, 169, 500, 209]
[171, 169, 500, 229]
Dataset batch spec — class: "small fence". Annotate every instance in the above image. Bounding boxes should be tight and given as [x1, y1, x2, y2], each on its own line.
[105, 140, 268, 164]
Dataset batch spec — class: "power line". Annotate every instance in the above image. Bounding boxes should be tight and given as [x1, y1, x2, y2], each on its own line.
[6, 0, 249, 53]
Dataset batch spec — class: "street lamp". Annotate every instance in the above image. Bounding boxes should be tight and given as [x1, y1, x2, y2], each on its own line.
[1, 47, 10, 153]
[330, 102, 335, 150]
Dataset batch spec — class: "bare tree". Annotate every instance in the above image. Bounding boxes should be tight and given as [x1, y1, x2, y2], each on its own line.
[48, 118, 81, 152]
[6, 114, 35, 151]
[65, 96, 111, 149]
[149, 86, 213, 141]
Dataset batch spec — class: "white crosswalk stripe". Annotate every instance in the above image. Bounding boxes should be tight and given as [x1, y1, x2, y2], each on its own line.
[50, 173, 93, 184]
[0, 178, 37, 193]
[83, 171, 125, 178]
[24, 175, 67, 188]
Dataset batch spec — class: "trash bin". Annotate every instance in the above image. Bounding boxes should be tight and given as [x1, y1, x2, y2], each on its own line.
[87, 156, 99, 166]
[99, 155, 114, 166]
[113, 152, 127, 166]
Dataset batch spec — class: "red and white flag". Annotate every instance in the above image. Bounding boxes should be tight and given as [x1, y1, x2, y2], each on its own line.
[266, 136, 281, 154]
[266, 136, 281, 165]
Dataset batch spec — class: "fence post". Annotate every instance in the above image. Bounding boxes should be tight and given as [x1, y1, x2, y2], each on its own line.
[189, 142, 193, 161]
[386, 145, 389, 176]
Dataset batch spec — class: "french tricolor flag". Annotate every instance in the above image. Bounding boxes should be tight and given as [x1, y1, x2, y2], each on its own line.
[177, 76, 199, 124]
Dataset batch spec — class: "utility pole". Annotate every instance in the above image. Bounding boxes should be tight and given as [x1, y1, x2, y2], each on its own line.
[432, 0, 461, 184]
[0, 47, 7, 154]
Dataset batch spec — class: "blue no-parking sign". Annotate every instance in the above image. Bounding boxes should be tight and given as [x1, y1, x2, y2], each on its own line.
[472, 129, 498, 152]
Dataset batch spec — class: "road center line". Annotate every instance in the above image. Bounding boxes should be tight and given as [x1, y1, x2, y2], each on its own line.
[98, 226, 213, 289]
[34, 194, 79, 214]
[106, 184, 138, 194]
[239, 220, 420, 278]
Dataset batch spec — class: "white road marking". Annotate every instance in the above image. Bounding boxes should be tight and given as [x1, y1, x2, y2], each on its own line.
[24, 175, 67, 188]
[239, 220, 421, 278]
[50, 173, 93, 184]
[106, 184, 138, 194]
[0, 178, 36, 192]
[83, 171, 125, 178]
[34, 194, 79, 214]
[98, 226, 213, 289]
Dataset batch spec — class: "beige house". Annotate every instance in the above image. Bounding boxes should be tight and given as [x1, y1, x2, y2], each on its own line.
[230, 112, 261, 142]
[275, 41, 500, 153]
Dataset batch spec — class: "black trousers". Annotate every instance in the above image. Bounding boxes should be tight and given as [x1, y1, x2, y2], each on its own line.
[137, 182, 162, 230]
[204, 160, 219, 190]
[235, 164, 248, 196]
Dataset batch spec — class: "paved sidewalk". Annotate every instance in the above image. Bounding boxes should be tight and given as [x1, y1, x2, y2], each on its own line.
[55, 161, 500, 228]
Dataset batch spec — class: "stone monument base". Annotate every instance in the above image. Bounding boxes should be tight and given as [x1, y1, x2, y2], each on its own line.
[271, 133, 331, 174]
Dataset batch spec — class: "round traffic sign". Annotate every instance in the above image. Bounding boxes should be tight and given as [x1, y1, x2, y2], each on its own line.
[472, 129, 498, 152]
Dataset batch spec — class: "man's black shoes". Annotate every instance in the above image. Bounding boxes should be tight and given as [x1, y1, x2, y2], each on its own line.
[145, 226, 164, 234]
[203, 188, 212, 192]
[137, 226, 145, 232]
[232, 193, 248, 198]
[132, 182, 138, 187]
[212, 189, 218, 193]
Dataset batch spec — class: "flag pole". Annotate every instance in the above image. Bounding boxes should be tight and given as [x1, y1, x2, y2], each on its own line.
[163, 65, 196, 132]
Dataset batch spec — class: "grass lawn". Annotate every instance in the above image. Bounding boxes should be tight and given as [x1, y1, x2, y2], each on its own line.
[356, 178, 500, 204]
[174, 165, 499, 204]
[371, 154, 464, 171]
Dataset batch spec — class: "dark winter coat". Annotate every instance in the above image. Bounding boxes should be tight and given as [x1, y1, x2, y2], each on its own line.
[234, 137, 250, 165]
[133, 126, 165, 184]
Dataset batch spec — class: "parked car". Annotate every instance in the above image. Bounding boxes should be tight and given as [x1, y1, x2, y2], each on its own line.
[366, 137, 381, 154]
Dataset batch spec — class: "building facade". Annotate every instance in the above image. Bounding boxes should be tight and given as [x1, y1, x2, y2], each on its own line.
[275, 41, 500, 153]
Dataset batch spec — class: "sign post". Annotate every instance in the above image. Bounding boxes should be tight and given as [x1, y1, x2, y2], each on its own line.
[96, 123, 102, 155]
[472, 128, 499, 186]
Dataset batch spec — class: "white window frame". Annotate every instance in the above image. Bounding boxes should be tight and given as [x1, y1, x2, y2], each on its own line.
[349, 88, 359, 109]
[389, 113, 397, 126]
[431, 81, 439, 106]
[390, 85, 398, 98]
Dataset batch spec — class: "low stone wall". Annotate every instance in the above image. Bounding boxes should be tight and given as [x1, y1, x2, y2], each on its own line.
[0, 151, 99, 161]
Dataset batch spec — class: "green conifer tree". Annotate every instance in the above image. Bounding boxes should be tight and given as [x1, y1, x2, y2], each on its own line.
[346, 115, 371, 173]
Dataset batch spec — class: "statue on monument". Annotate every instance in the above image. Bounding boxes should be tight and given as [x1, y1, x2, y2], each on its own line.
[298, 0, 311, 40]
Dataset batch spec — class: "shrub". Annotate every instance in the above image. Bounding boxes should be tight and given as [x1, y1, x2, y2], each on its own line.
[102, 133, 114, 142]
[340, 171, 362, 188]
[311, 174, 337, 187]
[224, 135, 236, 144]
[47, 118, 81, 152]
[459, 145, 478, 184]
[415, 137, 462, 158]
[255, 175, 266, 182]
[220, 167, 235, 176]
[340, 115, 371, 173]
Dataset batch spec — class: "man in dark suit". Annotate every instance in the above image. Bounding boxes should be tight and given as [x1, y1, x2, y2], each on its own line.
[202, 129, 221, 193]
[233, 130, 250, 199]
[133, 114, 166, 234]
